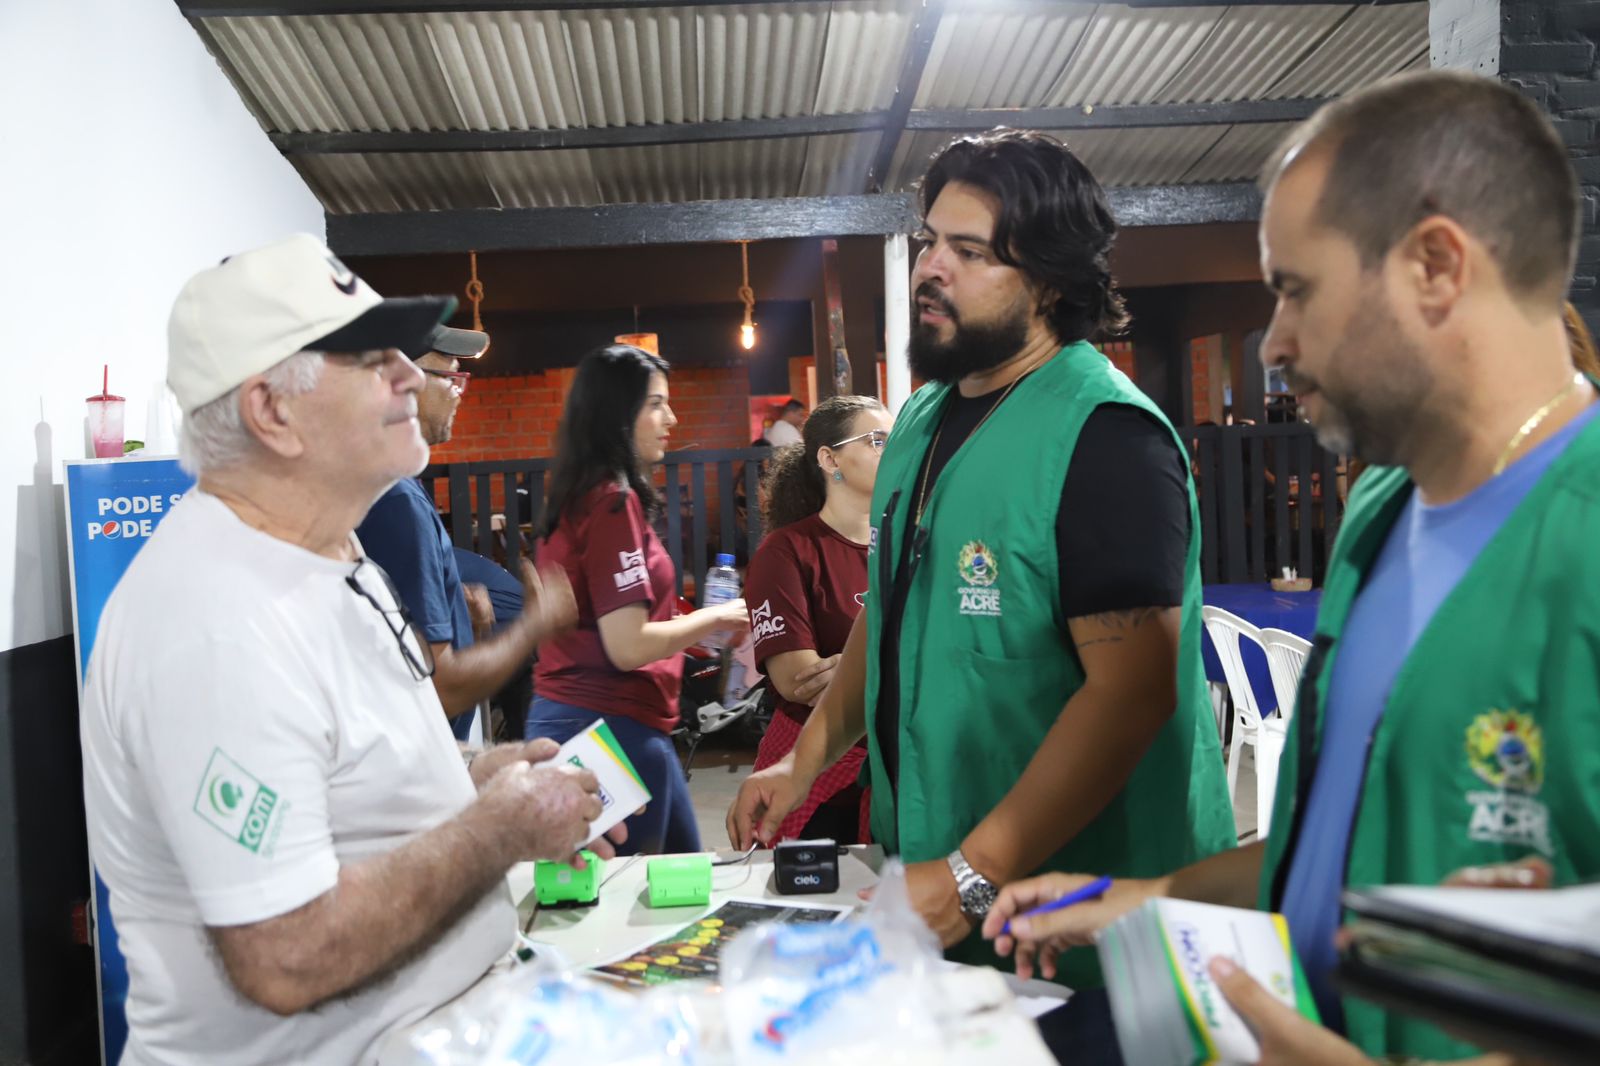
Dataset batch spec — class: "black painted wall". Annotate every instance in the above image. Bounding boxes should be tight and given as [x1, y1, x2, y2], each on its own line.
[0, 636, 97, 1066]
[1500, 0, 1600, 336]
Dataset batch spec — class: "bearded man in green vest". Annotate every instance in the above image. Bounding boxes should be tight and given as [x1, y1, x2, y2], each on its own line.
[727, 129, 1236, 988]
[983, 71, 1595, 1066]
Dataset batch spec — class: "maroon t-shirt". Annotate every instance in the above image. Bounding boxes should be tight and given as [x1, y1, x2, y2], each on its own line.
[534, 483, 683, 733]
[744, 512, 869, 727]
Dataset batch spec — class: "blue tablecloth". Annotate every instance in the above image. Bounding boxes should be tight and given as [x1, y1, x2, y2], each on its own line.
[1201, 583, 1321, 714]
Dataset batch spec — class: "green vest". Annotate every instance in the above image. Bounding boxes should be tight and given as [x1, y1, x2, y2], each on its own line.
[1258, 415, 1600, 1058]
[864, 341, 1236, 985]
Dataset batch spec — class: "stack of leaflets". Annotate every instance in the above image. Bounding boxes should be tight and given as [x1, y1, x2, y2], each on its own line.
[1339, 883, 1600, 1064]
[1097, 898, 1320, 1065]
[555, 720, 651, 846]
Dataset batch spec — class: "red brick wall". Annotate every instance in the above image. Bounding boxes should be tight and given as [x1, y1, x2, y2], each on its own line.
[429, 366, 753, 515]
[1103, 340, 1136, 382]
[1190, 335, 1221, 425]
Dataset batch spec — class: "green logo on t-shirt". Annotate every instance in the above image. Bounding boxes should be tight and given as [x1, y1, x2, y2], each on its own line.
[194, 748, 282, 854]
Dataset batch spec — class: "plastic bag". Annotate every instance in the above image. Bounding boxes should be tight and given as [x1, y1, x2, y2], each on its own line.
[400, 954, 703, 1066]
[717, 859, 949, 1064]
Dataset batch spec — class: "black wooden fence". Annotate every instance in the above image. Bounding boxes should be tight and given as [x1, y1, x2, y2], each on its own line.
[1186, 422, 1346, 586]
[422, 446, 770, 598]
[426, 424, 1345, 593]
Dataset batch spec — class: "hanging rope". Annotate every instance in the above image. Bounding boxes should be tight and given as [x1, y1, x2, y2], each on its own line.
[738, 241, 756, 330]
[465, 250, 486, 332]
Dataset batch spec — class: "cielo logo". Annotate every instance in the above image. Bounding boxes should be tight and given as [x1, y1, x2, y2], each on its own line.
[792, 873, 823, 886]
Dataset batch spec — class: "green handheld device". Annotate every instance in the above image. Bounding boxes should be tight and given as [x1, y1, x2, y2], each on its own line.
[533, 851, 603, 906]
[646, 854, 712, 908]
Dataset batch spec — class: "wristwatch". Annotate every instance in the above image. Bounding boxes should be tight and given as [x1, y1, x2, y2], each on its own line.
[946, 850, 1000, 920]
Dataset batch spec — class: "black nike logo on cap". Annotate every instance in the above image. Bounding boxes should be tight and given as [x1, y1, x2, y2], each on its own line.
[326, 254, 359, 295]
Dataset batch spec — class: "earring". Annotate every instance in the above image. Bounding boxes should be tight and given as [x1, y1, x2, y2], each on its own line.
[832, 470, 844, 482]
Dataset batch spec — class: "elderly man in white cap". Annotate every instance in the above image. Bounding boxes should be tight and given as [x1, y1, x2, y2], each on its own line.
[80, 235, 621, 1065]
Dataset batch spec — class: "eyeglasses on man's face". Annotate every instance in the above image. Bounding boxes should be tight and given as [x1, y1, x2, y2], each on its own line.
[345, 558, 436, 682]
[420, 367, 471, 394]
[830, 429, 888, 452]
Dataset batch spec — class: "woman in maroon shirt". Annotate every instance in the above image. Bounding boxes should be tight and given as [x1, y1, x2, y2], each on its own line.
[529, 344, 749, 854]
[743, 395, 891, 844]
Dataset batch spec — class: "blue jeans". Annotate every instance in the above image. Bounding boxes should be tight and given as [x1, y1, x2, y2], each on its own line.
[524, 697, 702, 855]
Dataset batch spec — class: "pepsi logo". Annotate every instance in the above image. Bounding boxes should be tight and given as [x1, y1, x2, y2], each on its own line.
[101, 521, 121, 539]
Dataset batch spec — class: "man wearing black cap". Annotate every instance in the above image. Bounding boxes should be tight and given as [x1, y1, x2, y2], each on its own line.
[357, 322, 551, 742]
[80, 235, 619, 1065]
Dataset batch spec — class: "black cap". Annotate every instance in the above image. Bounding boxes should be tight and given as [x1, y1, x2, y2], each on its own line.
[406, 324, 490, 360]
[309, 295, 457, 357]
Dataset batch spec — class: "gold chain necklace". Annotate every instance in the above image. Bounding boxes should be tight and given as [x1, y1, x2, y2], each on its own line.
[914, 366, 1038, 525]
[1490, 372, 1584, 477]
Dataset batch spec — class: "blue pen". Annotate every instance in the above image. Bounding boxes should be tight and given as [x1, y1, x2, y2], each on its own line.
[1001, 875, 1113, 936]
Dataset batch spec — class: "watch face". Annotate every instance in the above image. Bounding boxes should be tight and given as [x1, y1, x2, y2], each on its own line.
[961, 880, 998, 918]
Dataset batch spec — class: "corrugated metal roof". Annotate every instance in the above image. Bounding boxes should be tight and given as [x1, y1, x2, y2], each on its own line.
[191, 0, 1431, 215]
[1178, 120, 1298, 182]
[199, 2, 910, 134]
[913, 3, 1096, 109]
[1269, 4, 1430, 98]
[1153, 7, 1350, 103]
[296, 131, 882, 212]
[1045, 6, 1230, 106]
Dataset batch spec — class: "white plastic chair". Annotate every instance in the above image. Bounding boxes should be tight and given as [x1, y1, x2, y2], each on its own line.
[1259, 628, 1311, 725]
[1202, 605, 1288, 840]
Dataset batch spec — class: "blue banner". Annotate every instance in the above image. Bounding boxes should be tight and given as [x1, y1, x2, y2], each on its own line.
[64, 457, 195, 1066]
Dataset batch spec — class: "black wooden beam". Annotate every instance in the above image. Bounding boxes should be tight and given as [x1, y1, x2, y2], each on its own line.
[864, 0, 946, 194]
[907, 97, 1330, 133]
[326, 183, 1261, 255]
[273, 99, 1324, 156]
[180, 0, 1415, 15]
[1107, 182, 1261, 227]
[274, 112, 890, 155]
[327, 194, 923, 255]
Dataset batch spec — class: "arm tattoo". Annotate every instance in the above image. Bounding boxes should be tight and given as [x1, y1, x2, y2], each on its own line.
[1071, 606, 1167, 650]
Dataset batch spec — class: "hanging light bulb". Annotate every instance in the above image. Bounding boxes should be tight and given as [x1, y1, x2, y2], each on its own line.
[737, 240, 758, 351]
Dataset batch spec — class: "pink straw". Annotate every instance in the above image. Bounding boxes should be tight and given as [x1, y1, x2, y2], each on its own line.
[102, 364, 108, 397]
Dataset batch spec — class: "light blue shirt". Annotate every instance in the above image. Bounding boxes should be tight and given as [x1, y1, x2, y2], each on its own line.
[1282, 403, 1598, 1028]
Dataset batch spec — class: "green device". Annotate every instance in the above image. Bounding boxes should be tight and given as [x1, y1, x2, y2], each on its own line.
[646, 854, 712, 908]
[533, 851, 603, 907]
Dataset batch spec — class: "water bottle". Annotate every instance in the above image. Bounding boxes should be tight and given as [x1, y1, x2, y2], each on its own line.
[699, 553, 740, 651]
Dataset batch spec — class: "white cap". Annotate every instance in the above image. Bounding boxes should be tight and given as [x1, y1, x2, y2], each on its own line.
[167, 233, 454, 415]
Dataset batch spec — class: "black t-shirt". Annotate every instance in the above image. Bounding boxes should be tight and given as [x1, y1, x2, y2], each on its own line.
[876, 393, 1191, 791]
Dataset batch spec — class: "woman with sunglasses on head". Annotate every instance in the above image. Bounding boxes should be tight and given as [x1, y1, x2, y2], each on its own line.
[734, 396, 892, 846]
[529, 344, 749, 854]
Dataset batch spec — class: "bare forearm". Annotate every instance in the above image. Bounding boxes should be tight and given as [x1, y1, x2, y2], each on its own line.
[765, 649, 823, 704]
[790, 614, 868, 782]
[213, 801, 516, 1014]
[1164, 841, 1264, 908]
[431, 618, 542, 715]
[601, 612, 722, 672]
[962, 677, 1173, 882]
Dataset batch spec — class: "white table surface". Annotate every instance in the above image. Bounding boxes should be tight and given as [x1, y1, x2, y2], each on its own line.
[507, 844, 887, 969]
[506, 844, 1072, 1008]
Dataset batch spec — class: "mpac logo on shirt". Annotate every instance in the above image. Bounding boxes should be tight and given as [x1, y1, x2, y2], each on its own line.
[1463, 709, 1551, 856]
[613, 549, 648, 591]
[955, 540, 1001, 618]
[193, 748, 287, 857]
[751, 599, 787, 642]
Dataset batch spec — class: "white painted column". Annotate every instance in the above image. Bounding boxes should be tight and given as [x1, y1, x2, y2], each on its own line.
[883, 233, 912, 414]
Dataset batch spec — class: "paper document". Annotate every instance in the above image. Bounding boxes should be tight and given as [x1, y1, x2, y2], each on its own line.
[555, 720, 651, 845]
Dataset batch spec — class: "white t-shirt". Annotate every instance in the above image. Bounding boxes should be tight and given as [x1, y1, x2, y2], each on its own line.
[82, 491, 516, 1066]
[765, 418, 803, 448]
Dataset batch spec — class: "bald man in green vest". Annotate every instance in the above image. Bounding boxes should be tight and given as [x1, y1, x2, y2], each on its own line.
[728, 129, 1235, 988]
[984, 72, 1597, 1066]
